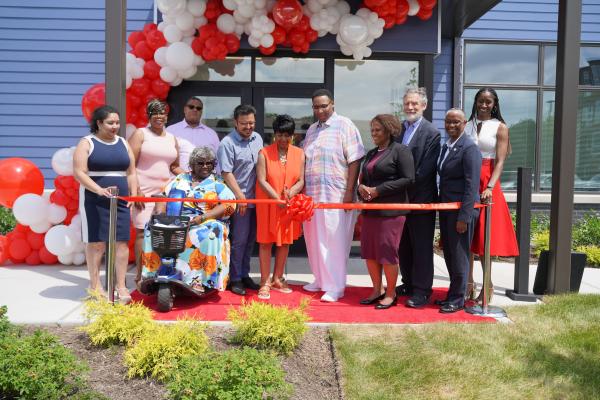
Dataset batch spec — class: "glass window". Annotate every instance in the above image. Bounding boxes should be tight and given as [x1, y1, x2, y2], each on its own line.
[464, 89, 538, 190]
[543, 45, 556, 86]
[263, 97, 313, 145]
[191, 96, 240, 139]
[334, 59, 419, 149]
[579, 47, 600, 86]
[465, 43, 539, 85]
[538, 90, 600, 191]
[189, 57, 251, 82]
[256, 57, 324, 83]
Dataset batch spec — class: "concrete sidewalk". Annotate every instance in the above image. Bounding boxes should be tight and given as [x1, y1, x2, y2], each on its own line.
[1, 255, 599, 325]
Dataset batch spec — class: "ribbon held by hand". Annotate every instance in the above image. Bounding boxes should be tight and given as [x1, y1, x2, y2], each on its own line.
[288, 194, 314, 222]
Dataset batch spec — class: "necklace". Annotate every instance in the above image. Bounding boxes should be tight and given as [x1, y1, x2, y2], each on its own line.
[278, 151, 287, 165]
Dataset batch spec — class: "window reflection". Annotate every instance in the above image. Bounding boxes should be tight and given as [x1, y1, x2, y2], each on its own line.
[191, 96, 240, 139]
[464, 89, 537, 190]
[579, 47, 600, 86]
[263, 97, 313, 145]
[189, 57, 251, 82]
[334, 59, 419, 149]
[256, 58, 324, 83]
[543, 46, 556, 86]
[465, 43, 539, 85]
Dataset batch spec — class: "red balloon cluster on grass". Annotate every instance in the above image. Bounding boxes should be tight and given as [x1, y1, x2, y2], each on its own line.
[51, 176, 79, 225]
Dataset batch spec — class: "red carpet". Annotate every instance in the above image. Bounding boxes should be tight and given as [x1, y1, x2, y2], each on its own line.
[131, 285, 495, 324]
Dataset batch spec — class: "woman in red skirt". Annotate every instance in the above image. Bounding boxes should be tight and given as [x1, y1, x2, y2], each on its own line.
[465, 88, 519, 303]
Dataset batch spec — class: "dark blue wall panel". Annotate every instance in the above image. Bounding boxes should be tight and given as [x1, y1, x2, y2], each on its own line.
[432, 38, 453, 141]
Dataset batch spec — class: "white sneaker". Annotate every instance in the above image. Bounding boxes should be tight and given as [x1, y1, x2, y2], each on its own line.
[303, 282, 321, 292]
[320, 291, 343, 302]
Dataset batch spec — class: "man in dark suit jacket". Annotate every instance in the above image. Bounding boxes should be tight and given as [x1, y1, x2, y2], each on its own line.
[437, 108, 482, 313]
[395, 88, 441, 308]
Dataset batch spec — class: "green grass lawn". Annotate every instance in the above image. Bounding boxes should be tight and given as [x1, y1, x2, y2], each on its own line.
[331, 294, 600, 400]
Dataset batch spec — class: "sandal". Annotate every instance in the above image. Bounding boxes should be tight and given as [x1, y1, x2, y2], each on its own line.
[258, 281, 271, 300]
[115, 287, 132, 305]
[271, 277, 292, 294]
[465, 282, 476, 301]
[86, 287, 108, 300]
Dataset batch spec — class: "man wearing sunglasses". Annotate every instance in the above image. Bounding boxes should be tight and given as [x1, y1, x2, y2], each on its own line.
[168, 96, 220, 172]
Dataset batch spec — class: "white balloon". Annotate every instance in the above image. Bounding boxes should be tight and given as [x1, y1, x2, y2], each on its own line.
[51, 147, 74, 176]
[157, 0, 186, 15]
[45, 225, 76, 256]
[13, 194, 49, 226]
[154, 46, 168, 66]
[73, 252, 86, 266]
[193, 16, 208, 28]
[163, 24, 183, 43]
[30, 221, 51, 234]
[339, 15, 368, 45]
[175, 11, 195, 31]
[126, 75, 133, 89]
[157, 21, 167, 31]
[72, 240, 85, 253]
[223, 0, 237, 10]
[160, 66, 178, 82]
[47, 203, 67, 225]
[70, 214, 82, 229]
[181, 27, 197, 37]
[58, 253, 74, 265]
[248, 34, 261, 48]
[217, 14, 236, 34]
[179, 66, 198, 79]
[407, 0, 420, 16]
[188, 0, 207, 16]
[166, 42, 195, 71]
[171, 77, 183, 86]
[260, 33, 274, 48]
[238, 4, 255, 18]
[193, 55, 205, 66]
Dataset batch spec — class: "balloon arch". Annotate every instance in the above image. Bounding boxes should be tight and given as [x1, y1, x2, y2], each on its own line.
[0, 0, 436, 266]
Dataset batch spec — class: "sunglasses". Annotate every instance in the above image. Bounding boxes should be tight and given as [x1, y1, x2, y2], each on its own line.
[312, 103, 331, 110]
[186, 105, 203, 111]
[193, 161, 214, 167]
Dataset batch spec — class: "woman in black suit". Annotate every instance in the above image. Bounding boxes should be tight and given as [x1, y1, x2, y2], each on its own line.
[358, 114, 415, 309]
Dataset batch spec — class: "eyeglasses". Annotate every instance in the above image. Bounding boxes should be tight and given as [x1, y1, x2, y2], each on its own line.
[312, 103, 331, 110]
[193, 161, 214, 167]
[186, 105, 203, 111]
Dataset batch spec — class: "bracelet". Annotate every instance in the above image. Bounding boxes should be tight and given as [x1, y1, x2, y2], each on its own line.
[486, 184, 494, 189]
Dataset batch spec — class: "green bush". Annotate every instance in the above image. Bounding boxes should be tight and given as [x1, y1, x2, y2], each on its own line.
[0, 305, 17, 338]
[0, 329, 88, 400]
[572, 213, 600, 248]
[166, 347, 292, 400]
[0, 205, 16, 235]
[530, 212, 550, 236]
[532, 230, 550, 257]
[80, 295, 156, 346]
[576, 245, 600, 267]
[227, 300, 309, 355]
[124, 320, 209, 381]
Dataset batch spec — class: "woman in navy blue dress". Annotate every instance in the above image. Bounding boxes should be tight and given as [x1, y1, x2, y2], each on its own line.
[73, 105, 139, 303]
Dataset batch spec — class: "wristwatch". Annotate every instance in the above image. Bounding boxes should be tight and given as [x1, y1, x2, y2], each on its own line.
[486, 184, 494, 189]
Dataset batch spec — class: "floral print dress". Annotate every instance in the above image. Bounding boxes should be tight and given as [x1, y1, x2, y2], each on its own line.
[141, 173, 236, 291]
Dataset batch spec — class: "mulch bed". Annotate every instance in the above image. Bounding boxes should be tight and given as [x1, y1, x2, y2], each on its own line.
[27, 325, 341, 400]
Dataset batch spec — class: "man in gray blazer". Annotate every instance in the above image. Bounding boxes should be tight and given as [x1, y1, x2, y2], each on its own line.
[437, 108, 482, 313]
[395, 88, 441, 308]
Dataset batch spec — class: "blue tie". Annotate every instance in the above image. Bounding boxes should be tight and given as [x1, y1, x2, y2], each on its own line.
[438, 144, 448, 170]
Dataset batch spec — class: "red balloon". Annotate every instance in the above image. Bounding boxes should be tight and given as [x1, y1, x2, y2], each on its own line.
[7, 231, 26, 242]
[9, 238, 31, 261]
[143, 23, 157, 34]
[65, 187, 78, 199]
[151, 79, 171, 99]
[127, 31, 146, 50]
[419, 0, 437, 9]
[143, 60, 161, 80]
[259, 44, 277, 55]
[0, 235, 8, 265]
[26, 231, 44, 250]
[65, 209, 78, 225]
[272, 26, 286, 44]
[0, 158, 45, 208]
[15, 224, 29, 233]
[145, 30, 166, 50]
[39, 245, 58, 265]
[50, 190, 69, 206]
[81, 83, 105, 122]
[66, 199, 78, 211]
[224, 34, 240, 53]
[133, 41, 154, 60]
[130, 78, 151, 98]
[289, 30, 305, 47]
[25, 250, 41, 266]
[272, 0, 303, 29]
[417, 7, 433, 20]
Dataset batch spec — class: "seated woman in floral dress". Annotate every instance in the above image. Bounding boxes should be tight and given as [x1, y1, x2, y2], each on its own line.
[140, 146, 236, 291]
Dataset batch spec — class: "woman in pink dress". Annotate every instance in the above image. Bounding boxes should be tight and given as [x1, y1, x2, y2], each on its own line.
[128, 99, 184, 286]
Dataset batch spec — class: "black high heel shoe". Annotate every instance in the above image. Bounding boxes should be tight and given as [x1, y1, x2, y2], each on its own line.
[375, 296, 397, 310]
[359, 293, 385, 305]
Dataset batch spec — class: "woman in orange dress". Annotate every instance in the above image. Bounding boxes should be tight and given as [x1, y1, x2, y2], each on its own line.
[255, 114, 305, 300]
